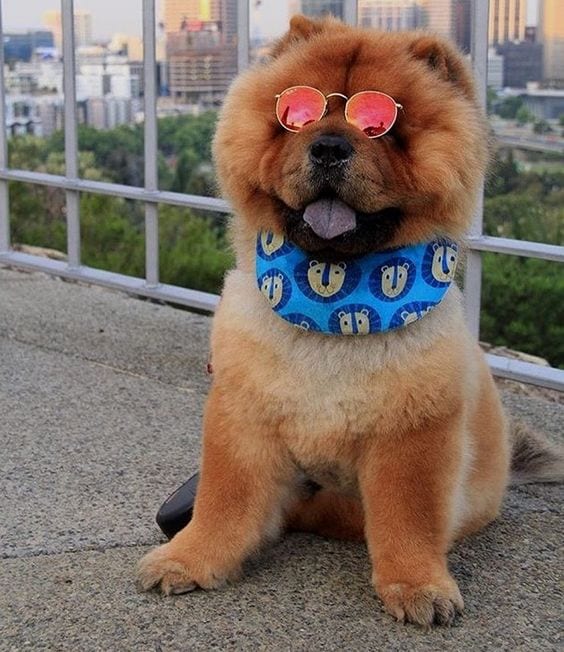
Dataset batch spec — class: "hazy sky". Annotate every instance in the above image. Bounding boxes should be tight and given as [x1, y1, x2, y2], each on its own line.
[3, 1, 540, 40]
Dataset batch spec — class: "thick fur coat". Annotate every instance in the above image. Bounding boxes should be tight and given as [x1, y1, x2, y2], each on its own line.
[138, 17, 561, 627]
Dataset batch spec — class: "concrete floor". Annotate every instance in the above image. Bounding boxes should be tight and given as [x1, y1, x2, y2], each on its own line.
[0, 266, 562, 651]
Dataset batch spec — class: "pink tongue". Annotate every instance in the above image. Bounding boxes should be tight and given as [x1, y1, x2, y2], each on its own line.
[303, 198, 357, 240]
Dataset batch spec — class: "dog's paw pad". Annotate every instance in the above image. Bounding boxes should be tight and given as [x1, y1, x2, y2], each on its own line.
[137, 545, 200, 596]
[380, 582, 463, 628]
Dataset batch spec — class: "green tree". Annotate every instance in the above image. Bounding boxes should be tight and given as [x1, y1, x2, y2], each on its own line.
[515, 106, 533, 125]
[80, 193, 145, 277]
[495, 96, 523, 120]
[159, 205, 233, 294]
[481, 174, 563, 367]
[484, 194, 563, 244]
[481, 255, 564, 368]
[486, 87, 498, 115]
[533, 119, 553, 135]
[485, 150, 520, 197]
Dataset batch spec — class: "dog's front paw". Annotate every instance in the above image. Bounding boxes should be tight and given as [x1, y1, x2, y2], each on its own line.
[137, 543, 228, 595]
[378, 580, 464, 627]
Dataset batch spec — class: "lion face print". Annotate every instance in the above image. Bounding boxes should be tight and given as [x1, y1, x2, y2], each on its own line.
[338, 309, 370, 334]
[259, 269, 291, 309]
[328, 304, 381, 335]
[430, 244, 458, 283]
[307, 261, 347, 298]
[260, 231, 286, 256]
[389, 301, 437, 330]
[381, 263, 409, 298]
[295, 257, 361, 303]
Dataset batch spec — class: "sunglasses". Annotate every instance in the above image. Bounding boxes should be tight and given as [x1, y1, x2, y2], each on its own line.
[275, 86, 403, 139]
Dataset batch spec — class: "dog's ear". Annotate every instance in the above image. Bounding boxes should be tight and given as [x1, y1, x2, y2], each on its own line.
[270, 15, 327, 58]
[409, 35, 476, 99]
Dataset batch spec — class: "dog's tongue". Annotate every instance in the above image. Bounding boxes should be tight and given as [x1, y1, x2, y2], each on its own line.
[303, 198, 357, 240]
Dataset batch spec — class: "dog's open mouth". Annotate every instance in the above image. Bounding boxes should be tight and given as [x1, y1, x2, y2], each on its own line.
[280, 195, 403, 257]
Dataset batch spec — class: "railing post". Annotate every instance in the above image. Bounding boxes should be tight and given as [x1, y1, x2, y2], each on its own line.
[237, 0, 250, 72]
[61, 0, 81, 269]
[464, 0, 489, 339]
[143, 0, 159, 288]
[0, 0, 10, 253]
[343, 0, 358, 25]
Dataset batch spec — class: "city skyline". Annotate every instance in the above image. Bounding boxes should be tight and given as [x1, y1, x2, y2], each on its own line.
[2, 1, 543, 39]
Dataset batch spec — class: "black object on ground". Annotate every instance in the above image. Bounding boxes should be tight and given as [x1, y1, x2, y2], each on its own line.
[156, 472, 200, 539]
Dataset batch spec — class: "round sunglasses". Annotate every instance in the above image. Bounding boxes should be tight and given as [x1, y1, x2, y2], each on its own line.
[275, 85, 403, 139]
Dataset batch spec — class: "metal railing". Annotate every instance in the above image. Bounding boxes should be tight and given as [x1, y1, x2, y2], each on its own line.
[0, 0, 562, 391]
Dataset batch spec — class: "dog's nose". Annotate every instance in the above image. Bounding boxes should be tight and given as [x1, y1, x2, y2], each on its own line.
[309, 135, 353, 168]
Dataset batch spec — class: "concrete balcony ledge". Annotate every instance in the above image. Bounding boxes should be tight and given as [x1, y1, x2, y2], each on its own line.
[0, 266, 562, 651]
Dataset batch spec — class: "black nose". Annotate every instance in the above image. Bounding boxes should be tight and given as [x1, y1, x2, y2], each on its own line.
[309, 134, 353, 168]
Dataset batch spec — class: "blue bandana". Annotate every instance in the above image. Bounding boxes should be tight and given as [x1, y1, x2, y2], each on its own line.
[255, 231, 458, 335]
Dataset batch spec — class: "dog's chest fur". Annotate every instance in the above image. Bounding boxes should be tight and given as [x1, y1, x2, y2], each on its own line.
[212, 271, 466, 486]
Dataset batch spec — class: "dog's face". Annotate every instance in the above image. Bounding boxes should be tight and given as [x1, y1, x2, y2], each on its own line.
[213, 16, 489, 256]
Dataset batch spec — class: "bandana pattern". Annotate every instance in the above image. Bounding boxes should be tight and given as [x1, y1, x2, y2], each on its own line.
[256, 231, 458, 335]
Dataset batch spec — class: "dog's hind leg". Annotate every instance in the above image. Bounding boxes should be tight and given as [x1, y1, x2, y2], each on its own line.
[285, 490, 365, 541]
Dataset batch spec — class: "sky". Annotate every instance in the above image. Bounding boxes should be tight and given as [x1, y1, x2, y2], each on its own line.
[2, 1, 540, 40]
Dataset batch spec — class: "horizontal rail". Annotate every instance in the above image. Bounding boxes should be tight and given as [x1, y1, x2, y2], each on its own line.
[486, 354, 564, 392]
[0, 251, 219, 312]
[1, 168, 563, 264]
[467, 236, 564, 263]
[495, 135, 564, 155]
[0, 168, 231, 213]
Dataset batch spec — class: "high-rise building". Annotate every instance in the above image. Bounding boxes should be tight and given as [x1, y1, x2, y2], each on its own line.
[539, 0, 564, 83]
[109, 34, 144, 62]
[358, 1, 423, 31]
[453, 0, 471, 53]
[165, 0, 237, 106]
[296, 1, 345, 19]
[487, 48, 504, 89]
[418, 1, 471, 52]
[420, 0, 455, 40]
[3, 31, 54, 63]
[42, 9, 93, 50]
[416, 0, 473, 52]
[497, 41, 543, 87]
[488, 0, 526, 46]
[164, 0, 234, 36]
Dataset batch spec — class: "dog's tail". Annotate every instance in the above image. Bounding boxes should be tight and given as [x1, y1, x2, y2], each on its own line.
[510, 420, 564, 485]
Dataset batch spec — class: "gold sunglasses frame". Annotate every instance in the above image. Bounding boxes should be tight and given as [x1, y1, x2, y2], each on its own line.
[275, 85, 403, 138]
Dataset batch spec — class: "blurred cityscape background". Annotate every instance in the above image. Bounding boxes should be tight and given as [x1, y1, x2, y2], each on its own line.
[3, 1, 564, 132]
[2, 1, 563, 368]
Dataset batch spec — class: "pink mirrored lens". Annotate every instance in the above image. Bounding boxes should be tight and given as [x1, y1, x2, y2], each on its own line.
[347, 92, 397, 138]
[276, 87, 326, 132]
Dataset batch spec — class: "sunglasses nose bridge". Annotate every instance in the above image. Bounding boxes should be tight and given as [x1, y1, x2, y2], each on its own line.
[325, 92, 348, 101]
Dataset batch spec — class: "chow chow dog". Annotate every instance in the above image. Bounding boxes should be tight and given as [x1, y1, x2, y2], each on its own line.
[138, 16, 562, 626]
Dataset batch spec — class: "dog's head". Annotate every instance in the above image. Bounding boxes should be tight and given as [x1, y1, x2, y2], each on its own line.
[213, 16, 489, 256]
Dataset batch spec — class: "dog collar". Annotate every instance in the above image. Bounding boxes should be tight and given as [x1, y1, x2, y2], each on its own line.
[255, 230, 458, 335]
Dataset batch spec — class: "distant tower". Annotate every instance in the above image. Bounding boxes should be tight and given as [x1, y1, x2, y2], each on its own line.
[418, 0, 472, 52]
[42, 9, 93, 50]
[419, 0, 455, 40]
[164, 0, 238, 106]
[298, 0, 345, 19]
[488, 0, 527, 46]
[358, 1, 423, 32]
[164, 0, 219, 32]
[539, 0, 564, 83]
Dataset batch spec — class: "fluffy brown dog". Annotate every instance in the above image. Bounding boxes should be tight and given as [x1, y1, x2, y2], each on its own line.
[138, 16, 562, 626]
